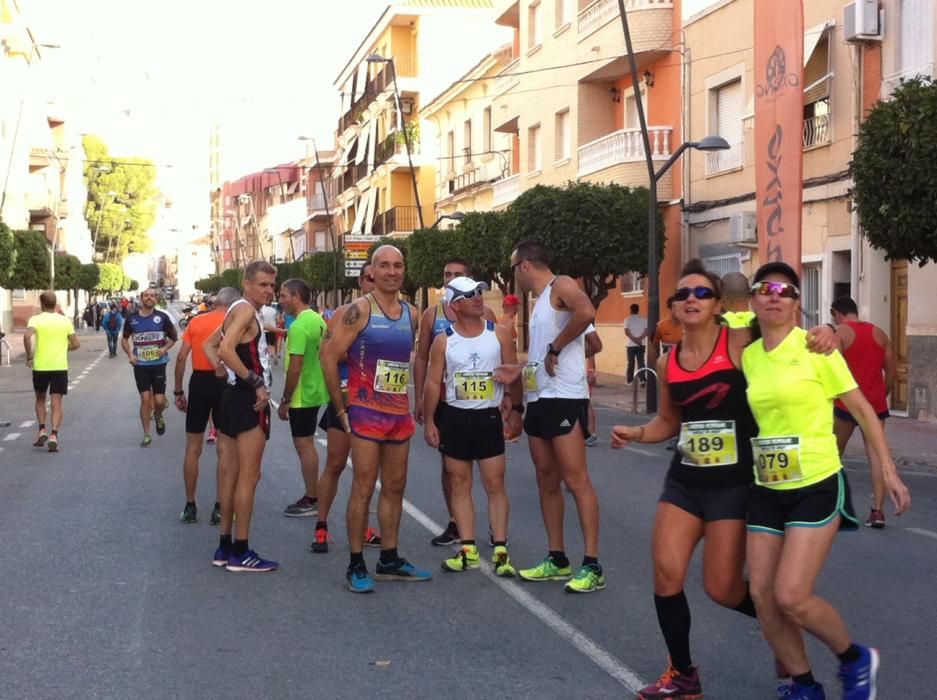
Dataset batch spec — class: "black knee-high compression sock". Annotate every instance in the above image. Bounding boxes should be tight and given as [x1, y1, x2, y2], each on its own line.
[654, 591, 693, 675]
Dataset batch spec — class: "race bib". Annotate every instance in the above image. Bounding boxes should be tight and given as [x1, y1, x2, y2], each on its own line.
[138, 347, 161, 362]
[374, 359, 409, 394]
[678, 420, 738, 467]
[454, 370, 494, 401]
[523, 362, 540, 393]
[752, 436, 803, 485]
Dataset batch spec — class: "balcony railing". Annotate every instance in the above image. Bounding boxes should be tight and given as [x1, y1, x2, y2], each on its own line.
[705, 143, 744, 176]
[803, 114, 832, 149]
[577, 126, 672, 177]
[372, 205, 428, 236]
[492, 174, 521, 208]
[577, 0, 670, 38]
[494, 58, 520, 95]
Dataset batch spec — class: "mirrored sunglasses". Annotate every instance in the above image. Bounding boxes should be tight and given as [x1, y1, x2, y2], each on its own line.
[750, 281, 800, 299]
[674, 286, 717, 302]
[454, 288, 483, 301]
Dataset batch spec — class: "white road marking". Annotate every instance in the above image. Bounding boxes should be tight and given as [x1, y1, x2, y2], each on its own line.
[316, 438, 328, 447]
[906, 527, 937, 541]
[19, 420, 35, 428]
[624, 445, 656, 457]
[396, 494, 647, 692]
[3, 433, 21, 441]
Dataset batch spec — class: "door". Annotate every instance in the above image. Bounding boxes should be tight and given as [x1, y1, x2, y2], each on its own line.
[890, 260, 908, 411]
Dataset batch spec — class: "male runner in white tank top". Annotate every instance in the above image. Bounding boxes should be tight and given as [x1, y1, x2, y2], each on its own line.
[500, 239, 604, 593]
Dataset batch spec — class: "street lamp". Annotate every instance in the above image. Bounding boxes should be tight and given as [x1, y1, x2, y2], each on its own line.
[431, 211, 466, 229]
[617, 2, 730, 412]
[365, 54, 425, 231]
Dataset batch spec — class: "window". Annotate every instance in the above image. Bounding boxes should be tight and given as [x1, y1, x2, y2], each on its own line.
[555, 0, 571, 28]
[554, 109, 570, 162]
[706, 79, 744, 174]
[900, 0, 934, 76]
[803, 26, 832, 149]
[464, 119, 473, 164]
[483, 107, 492, 153]
[446, 131, 455, 174]
[12, 289, 26, 300]
[528, 123, 542, 172]
[528, 1, 542, 51]
[624, 88, 646, 129]
[801, 263, 821, 328]
[703, 254, 742, 278]
[620, 271, 644, 295]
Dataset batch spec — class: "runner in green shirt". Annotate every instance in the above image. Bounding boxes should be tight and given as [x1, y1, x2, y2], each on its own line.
[276, 278, 329, 517]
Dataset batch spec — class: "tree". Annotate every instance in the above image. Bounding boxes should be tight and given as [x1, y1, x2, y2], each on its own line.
[452, 211, 513, 293]
[0, 218, 15, 287]
[195, 275, 222, 293]
[82, 134, 159, 263]
[853, 77, 937, 266]
[406, 227, 459, 289]
[506, 182, 662, 308]
[78, 264, 100, 294]
[129, 280, 140, 291]
[219, 268, 242, 290]
[304, 251, 356, 299]
[8, 230, 51, 290]
[53, 254, 81, 292]
[96, 262, 124, 293]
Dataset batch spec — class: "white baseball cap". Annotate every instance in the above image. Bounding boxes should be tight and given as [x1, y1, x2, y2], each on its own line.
[444, 276, 488, 304]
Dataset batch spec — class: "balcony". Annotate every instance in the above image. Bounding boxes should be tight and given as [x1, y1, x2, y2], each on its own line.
[437, 166, 492, 201]
[372, 205, 430, 237]
[578, 0, 671, 40]
[803, 114, 832, 150]
[374, 129, 422, 167]
[705, 143, 744, 176]
[492, 174, 521, 208]
[494, 58, 520, 96]
[340, 162, 371, 193]
[577, 126, 672, 178]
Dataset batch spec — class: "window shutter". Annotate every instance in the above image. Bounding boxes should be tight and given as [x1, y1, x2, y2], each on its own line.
[716, 81, 743, 148]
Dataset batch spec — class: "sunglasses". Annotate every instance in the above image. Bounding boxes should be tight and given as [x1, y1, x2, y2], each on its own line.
[454, 289, 483, 301]
[674, 286, 717, 302]
[510, 259, 526, 271]
[750, 281, 800, 299]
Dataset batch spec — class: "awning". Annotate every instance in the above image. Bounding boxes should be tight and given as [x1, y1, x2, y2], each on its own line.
[804, 21, 833, 67]
[363, 187, 378, 235]
[366, 118, 378, 168]
[338, 133, 358, 168]
[355, 120, 371, 165]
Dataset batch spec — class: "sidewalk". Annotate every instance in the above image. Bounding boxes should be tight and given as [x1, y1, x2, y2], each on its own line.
[590, 371, 937, 470]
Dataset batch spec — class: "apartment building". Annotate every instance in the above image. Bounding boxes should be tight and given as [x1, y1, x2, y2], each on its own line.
[303, 150, 341, 258]
[332, 0, 511, 268]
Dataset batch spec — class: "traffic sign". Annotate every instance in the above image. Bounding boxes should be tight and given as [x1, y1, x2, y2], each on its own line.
[344, 250, 369, 260]
[344, 260, 365, 269]
[344, 235, 381, 244]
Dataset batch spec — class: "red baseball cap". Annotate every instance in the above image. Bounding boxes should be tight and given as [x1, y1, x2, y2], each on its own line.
[503, 294, 520, 306]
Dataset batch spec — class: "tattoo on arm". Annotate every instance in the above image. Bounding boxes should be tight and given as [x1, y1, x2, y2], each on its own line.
[343, 303, 361, 325]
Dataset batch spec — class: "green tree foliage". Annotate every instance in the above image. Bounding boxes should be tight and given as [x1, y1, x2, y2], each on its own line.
[195, 275, 222, 293]
[407, 227, 459, 289]
[452, 211, 513, 293]
[219, 268, 243, 290]
[304, 251, 357, 298]
[0, 218, 15, 287]
[53, 254, 82, 291]
[82, 134, 159, 263]
[129, 280, 140, 291]
[506, 182, 662, 308]
[96, 262, 124, 293]
[853, 77, 937, 265]
[78, 263, 100, 293]
[9, 230, 51, 290]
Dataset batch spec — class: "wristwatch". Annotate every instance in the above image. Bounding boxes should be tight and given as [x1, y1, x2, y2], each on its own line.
[547, 343, 560, 357]
[512, 405, 525, 415]
[173, 390, 184, 397]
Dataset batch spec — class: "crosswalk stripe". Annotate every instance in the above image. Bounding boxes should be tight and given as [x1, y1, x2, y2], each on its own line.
[3, 433, 21, 441]
[19, 420, 35, 428]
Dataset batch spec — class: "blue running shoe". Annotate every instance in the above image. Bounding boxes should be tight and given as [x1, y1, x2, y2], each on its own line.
[374, 557, 432, 582]
[838, 645, 878, 700]
[212, 547, 230, 567]
[779, 682, 826, 700]
[225, 549, 278, 572]
[346, 563, 375, 593]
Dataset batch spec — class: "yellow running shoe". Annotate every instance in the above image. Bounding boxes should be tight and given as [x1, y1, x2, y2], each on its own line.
[518, 555, 572, 582]
[442, 544, 480, 572]
[492, 546, 517, 577]
[564, 564, 605, 593]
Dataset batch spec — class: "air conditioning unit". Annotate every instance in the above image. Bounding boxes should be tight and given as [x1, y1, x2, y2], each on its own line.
[729, 211, 757, 244]
[844, 0, 882, 42]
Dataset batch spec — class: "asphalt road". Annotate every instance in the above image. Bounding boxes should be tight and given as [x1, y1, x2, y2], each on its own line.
[0, 330, 934, 699]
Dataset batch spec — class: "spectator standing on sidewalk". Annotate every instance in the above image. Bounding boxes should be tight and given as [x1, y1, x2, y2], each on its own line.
[650, 296, 683, 354]
[830, 296, 897, 529]
[497, 294, 521, 349]
[102, 304, 123, 358]
[624, 303, 648, 386]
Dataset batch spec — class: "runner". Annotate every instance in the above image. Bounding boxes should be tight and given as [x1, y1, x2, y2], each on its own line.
[584, 324, 602, 447]
[102, 303, 123, 358]
[500, 239, 603, 593]
[210, 260, 279, 573]
[743, 262, 910, 700]
[24, 291, 80, 452]
[311, 265, 382, 553]
[321, 245, 431, 593]
[414, 256, 498, 547]
[276, 278, 328, 518]
[260, 301, 281, 366]
[830, 296, 896, 529]
[173, 287, 238, 525]
[720, 271, 755, 329]
[121, 287, 177, 447]
[423, 276, 523, 576]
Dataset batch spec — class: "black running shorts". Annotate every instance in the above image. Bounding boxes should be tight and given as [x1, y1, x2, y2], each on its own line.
[659, 475, 751, 522]
[437, 403, 504, 462]
[523, 398, 589, 440]
[288, 406, 320, 438]
[747, 470, 859, 535]
[186, 370, 227, 434]
[133, 364, 167, 395]
[217, 386, 270, 440]
[32, 370, 68, 396]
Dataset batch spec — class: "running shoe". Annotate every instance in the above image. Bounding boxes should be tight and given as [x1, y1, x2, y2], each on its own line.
[838, 644, 878, 700]
[778, 682, 826, 700]
[311, 527, 331, 553]
[206, 429, 217, 444]
[585, 434, 598, 447]
[518, 555, 572, 582]
[363, 527, 382, 547]
[284, 495, 318, 517]
[155, 414, 166, 436]
[374, 558, 432, 582]
[564, 563, 605, 593]
[346, 563, 375, 593]
[212, 547, 230, 567]
[140, 434, 152, 447]
[636, 664, 703, 700]
[430, 521, 460, 546]
[47, 433, 58, 453]
[492, 546, 517, 578]
[33, 429, 48, 447]
[442, 544, 480, 572]
[179, 503, 197, 524]
[865, 509, 885, 529]
[209, 504, 221, 526]
[226, 549, 279, 573]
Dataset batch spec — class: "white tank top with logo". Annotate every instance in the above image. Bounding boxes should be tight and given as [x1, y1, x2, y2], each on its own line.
[525, 278, 588, 402]
[444, 321, 503, 409]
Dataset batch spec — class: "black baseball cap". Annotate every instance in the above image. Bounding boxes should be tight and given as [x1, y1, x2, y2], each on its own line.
[753, 261, 800, 290]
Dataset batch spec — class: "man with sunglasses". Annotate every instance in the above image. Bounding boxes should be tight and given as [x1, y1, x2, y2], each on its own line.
[502, 239, 604, 593]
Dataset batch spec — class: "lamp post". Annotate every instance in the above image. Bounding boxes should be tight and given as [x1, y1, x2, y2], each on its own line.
[431, 211, 466, 229]
[365, 55, 425, 231]
[617, 1, 729, 413]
